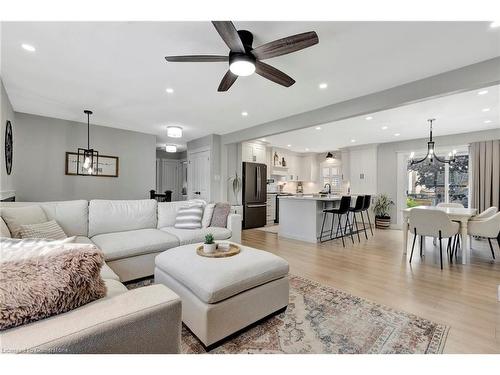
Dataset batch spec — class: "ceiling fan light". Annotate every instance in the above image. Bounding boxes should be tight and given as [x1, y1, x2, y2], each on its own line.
[229, 54, 256, 76]
[167, 126, 183, 138]
[165, 145, 177, 153]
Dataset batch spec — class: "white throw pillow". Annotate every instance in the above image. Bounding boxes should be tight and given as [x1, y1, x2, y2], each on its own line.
[202, 203, 216, 228]
[20, 220, 67, 240]
[0, 237, 77, 260]
[174, 204, 203, 229]
[0, 206, 48, 238]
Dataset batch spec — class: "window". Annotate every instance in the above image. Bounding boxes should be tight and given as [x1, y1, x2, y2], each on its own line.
[322, 165, 342, 193]
[406, 150, 469, 207]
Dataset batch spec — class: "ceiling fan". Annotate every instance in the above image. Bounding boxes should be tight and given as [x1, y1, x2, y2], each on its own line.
[165, 21, 319, 92]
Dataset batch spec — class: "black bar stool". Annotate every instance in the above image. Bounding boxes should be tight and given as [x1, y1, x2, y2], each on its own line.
[348, 195, 367, 242]
[320, 196, 354, 247]
[361, 194, 374, 236]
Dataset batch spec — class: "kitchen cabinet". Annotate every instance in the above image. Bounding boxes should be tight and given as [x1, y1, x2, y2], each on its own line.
[299, 155, 320, 182]
[242, 142, 266, 164]
[266, 194, 276, 226]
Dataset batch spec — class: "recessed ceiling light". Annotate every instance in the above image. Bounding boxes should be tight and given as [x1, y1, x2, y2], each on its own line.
[319, 83, 328, 89]
[490, 21, 500, 28]
[287, 144, 292, 147]
[381, 126, 388, 130]
[165, 145, 177, 153]
[365, 116, 373, 121]
[484, 120, 492, 124]
[482, 108, 490, 112]
[305, 148, 309, 151]
[478, 90, 488, 95]
[260, 138, 266, 142]
[350, 139, 356, 143]
[21, 43, 36, 52]
[167, 126, 183, 138]
[315, 126, 321, 130]
[241, 111, 248, 117]
[165, 88, 174, 94]
[394, 133, 401, 137]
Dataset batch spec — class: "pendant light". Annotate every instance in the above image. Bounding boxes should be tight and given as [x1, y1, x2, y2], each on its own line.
[77, 110, 99, 175]
[326, 152, 335, 161]
[409, 119, 456, 165]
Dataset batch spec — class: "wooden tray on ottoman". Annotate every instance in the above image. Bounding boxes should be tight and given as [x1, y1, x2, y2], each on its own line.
[196, 243, 241, 258]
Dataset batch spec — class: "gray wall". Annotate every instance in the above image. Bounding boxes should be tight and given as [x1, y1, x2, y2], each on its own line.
[377, 128, 500, 222]
[0, 80, 16, 199]
[13, 112, 157, 201]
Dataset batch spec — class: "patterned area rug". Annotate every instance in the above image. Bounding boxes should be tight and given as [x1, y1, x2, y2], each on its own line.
[126, 274, 449, 354]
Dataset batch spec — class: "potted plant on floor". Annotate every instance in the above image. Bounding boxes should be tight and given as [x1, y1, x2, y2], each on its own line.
[203, 233, 216, 254]
[373, 193, 394, 229]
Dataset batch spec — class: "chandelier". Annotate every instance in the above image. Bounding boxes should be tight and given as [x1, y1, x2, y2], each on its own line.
[409, 119, 456, 165]
[77, 110, 99, 175]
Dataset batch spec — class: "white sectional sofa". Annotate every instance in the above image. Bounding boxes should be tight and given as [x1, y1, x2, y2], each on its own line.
[0, 199, 242, 353]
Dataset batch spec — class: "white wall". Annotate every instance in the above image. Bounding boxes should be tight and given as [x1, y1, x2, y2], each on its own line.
[12, 112, 157, 201]
[0, 80, 16, 199]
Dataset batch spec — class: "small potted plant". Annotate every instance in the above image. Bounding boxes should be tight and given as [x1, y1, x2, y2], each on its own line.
[203, 233, 216, 254]
[373, 193, 395, 229]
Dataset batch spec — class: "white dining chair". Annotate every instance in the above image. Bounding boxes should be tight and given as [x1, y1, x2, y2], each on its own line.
[409, 208, 460, 269]
[437, 202, 465, 208]
[470, 206, 498, 221]
[467, 212, 500, 260]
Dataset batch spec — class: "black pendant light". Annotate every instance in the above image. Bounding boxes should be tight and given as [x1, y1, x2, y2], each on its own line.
[326, 152, 335, 161]
[409, 119, 456, 165]
[77, 110, 99, 175]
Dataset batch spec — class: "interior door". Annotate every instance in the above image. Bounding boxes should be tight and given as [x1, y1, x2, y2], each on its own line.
[161, 160, 179, 201]
[188, 149, 210, 201]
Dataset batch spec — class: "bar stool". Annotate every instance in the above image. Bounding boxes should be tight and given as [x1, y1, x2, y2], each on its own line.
[361, 194, 374, 236]
[320, 196, 354, 247]
[348, 196, 367, 241]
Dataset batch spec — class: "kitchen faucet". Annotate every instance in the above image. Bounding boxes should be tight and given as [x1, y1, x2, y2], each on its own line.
[323, 183, 331, 194]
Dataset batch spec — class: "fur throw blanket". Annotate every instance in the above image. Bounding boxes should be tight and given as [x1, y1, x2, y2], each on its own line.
[0, 238, 107, 330]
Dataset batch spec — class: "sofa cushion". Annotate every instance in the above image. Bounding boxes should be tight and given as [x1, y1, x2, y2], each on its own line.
[160, 226, 231, 246]
[101, 263, 121, 281]
[174, 204, 203, 229]
[103, 279, 127, 298]
[155, 244, 289, 304]
[73, 236, 94, 245]
[91, 229, 179, 261]
[89, 199, 157, 237]
[0, 200, 89, 237]
[157, 200, 206, 228]
[1, 205, 48, 238]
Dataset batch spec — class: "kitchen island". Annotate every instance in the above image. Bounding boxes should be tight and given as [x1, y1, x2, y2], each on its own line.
[278, 195, 343, 243]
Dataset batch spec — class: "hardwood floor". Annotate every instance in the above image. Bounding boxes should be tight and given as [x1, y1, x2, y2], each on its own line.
[242, 227, 500, 353]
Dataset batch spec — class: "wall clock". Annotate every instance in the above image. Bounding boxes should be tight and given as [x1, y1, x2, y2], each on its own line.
[5, 120, 13, 175]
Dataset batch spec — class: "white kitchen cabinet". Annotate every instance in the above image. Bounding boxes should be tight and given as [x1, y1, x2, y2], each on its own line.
[266, 194, 276, 225]
[299, 155, 320, 182]
[242, 142, 266, 164]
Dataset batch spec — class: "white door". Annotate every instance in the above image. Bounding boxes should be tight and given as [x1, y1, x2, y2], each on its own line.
[161, 160, 179, 201]
[188, 149, 211, 201]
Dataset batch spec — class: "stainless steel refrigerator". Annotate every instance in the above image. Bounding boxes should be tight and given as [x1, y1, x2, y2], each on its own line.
[242, 162, 267, 229]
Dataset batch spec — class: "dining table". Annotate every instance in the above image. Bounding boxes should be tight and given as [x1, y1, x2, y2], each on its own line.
[402, 206, 477, 264]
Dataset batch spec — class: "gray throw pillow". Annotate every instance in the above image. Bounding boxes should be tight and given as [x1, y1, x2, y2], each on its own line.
[210, 203, 231, 228]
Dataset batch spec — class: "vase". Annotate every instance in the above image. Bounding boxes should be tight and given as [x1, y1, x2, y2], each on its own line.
[203, 243, 217, 253]
[375, 216, 391, 229]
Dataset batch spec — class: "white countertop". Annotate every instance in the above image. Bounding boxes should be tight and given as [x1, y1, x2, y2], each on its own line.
[278, 194, 342, 201]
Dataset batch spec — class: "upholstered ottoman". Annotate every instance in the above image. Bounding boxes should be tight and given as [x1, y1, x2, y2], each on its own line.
[154, 243, 289, 349]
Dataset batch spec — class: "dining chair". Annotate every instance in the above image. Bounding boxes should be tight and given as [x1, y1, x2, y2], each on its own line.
[409, 208, 460, 269]
[467, 212, 500, 260]
[470, 206, 498, 221]
[436, 202, 465, 208]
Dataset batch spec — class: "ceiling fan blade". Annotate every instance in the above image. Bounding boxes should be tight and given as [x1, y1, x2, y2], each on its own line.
[255, 61, 295, 87]
[252, 31, 319, 60]
[218, 70, 238, 92]
[212, 21, 245, 53]
[165, 55, 228, 62]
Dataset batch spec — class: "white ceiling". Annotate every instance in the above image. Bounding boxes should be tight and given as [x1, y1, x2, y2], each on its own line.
[261, 84, 500, 153]
[1, 21, 499, 150]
